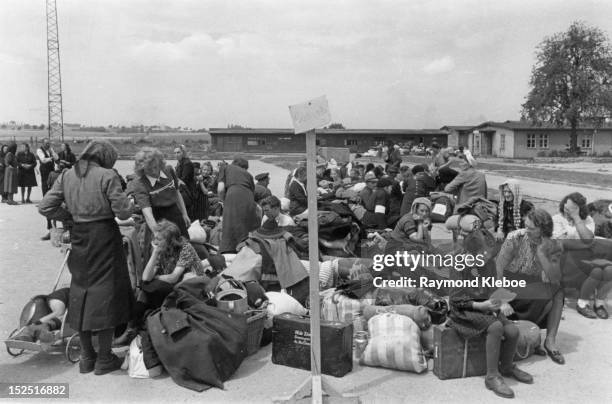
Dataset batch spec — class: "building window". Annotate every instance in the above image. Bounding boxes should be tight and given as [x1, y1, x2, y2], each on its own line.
[538, 134, 549, 148]
[345, 139, 358, 146]
[500, 134, 505, 151]
[527, 134, 536, 148]
[247, 137, 265, 146]
[581, 135, 592, 149]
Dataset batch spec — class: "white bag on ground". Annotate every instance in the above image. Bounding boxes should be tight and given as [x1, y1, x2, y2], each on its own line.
[265, 291, 307, 328]
[125, 335, 162, 379]
[188, 221, 208, 243]
[361, 313, 427, 373]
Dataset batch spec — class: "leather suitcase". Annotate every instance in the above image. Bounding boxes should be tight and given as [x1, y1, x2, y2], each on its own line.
[433, 324, 486, 380]
[272, 313, 353, 377]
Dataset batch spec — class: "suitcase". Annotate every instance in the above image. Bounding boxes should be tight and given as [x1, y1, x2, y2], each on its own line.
[272, 313, 353, 377]
[433, 324, 486, 380]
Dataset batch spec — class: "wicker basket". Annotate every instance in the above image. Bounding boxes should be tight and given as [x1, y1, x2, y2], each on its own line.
[245, 310, 266, 356]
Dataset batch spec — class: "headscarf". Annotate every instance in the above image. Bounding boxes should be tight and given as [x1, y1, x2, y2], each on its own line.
[75, 139, 118, 178]
[498, 179, 522, 231]
[411, 197, 432, 214]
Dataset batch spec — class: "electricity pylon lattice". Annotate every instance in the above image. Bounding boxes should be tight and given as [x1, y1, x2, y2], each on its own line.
[46, 0, 64, 141]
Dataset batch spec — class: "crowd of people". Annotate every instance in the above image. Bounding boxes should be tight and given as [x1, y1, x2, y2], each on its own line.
[5, 138, 611, 398]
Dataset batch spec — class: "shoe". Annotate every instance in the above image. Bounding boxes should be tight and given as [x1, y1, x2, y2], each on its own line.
[501, 365, 534, 384]
[41, 233, 51, 241]
[6, 200, 18, 205]
[485, 375, 515, 399]
[544, 345, 565, 365]
[79, 354, 97, 374]
[112, 327, 138, 347]
[594, 305, 609, 319]
[94, 354, 123, 375]
[577, 304, 597, 319]
[26, 199, 32, 204]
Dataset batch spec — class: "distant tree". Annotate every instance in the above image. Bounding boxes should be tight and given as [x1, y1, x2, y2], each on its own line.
[327, 122, 345, 129]
[522, 21, 612, 153]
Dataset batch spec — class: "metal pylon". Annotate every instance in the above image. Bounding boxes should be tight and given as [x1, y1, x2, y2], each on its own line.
[46, 0, 64, 141]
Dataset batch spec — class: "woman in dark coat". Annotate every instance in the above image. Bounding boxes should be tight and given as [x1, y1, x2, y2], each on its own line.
[39, 139, 134, 375]
[57, 142, 77, 169]
[16, 143, 37, 203]
[3, 142, 19, 205]
[217, 158, 259, 253]
[0, 144, 7, 202]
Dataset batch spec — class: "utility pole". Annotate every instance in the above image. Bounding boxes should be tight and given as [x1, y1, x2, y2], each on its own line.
[46, 0, 64, 141]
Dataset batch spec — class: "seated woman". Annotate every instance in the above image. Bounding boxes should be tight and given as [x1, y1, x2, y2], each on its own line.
[136, 220, 206, 319]
[449, 232, 532, 399]
[495, 179, 534, 241]
[553, 192, 612, 319]
[496, 209, 566, 365]
[12, 288, 70, 343]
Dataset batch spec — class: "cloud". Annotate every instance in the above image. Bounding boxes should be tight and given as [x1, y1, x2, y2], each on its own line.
[422, 56, 455, 75]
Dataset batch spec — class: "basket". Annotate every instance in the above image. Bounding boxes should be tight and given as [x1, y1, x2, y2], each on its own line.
[245, 310, 266, 356]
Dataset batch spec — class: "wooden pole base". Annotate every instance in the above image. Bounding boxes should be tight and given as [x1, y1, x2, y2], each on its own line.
[272, 375, 360, 403]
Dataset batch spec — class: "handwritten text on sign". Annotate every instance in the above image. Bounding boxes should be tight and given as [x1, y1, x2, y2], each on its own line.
[288, 95, 332, 134]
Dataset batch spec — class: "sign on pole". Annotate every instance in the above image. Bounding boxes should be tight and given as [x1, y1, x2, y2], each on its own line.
[288, 95, 331, 134]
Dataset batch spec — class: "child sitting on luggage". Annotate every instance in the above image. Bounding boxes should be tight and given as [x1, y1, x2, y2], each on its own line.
[12, 288, 70, 343]
[448, 230, 532, 399]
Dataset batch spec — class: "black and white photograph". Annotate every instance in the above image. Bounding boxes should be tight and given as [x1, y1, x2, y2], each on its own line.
[1, 1, 612, 402]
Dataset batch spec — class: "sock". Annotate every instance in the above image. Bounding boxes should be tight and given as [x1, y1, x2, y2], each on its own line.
[577, 299, 589, 309]
[594, 299, 606, 307]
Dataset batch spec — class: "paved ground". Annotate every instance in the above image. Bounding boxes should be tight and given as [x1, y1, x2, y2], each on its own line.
[1, 159, 612, 403]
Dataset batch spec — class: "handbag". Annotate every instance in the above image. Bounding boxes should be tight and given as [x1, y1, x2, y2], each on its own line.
[513, 320, 541, 361]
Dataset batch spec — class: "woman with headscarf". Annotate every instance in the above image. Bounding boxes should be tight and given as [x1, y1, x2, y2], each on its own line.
[495, 179, 534, 241]
[3, 142, 19, 205]
[16, 143, 37, 203]
[217, 157, 260, 253]
[444, 150, 487, 206]
[39, 140, 134, 375]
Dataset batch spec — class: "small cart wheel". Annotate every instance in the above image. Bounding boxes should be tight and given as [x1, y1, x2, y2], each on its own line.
[65, 334, 80, 363]
[6, 328, 25, 357]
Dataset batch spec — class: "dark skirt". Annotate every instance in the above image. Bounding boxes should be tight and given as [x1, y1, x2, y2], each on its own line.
[67, 219, 134, 331]
[18, 167, 37, 187]
[4, 166, 18, 193]
[449, 309, 508, 340]
[220, 185, 259, 253]
[561, 239, 612, 289]
[506, 272, 561, 328]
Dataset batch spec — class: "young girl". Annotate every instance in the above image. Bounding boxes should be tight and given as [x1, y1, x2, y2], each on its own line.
[449, 230, 533, 399]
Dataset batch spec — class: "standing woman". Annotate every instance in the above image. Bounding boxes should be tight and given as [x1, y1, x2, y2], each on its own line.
[444, 150, 487, 206]
[0, 144, 7, 203]
[57, 142, 77, 170]
[129, 147, 191, 258]
[16, 143, 37, 203]
[217, 157, 259, 253]
[4, 142, 19, 205]
[38, 140, 134, 375]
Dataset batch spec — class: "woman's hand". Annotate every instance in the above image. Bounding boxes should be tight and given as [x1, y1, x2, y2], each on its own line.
[564, 200, 581, 222]
[495, 230, 505, 241]
[478, 299, 501, 312]
[183, 215, 191, 228]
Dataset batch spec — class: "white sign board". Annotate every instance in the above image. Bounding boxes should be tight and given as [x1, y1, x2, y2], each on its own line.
[288, 95, 332, 134]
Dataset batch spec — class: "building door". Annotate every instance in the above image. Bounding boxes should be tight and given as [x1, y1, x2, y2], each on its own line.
[483, 131, 494, 155]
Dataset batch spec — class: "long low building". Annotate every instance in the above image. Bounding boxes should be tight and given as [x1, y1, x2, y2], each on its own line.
[209, 128, 448, 153]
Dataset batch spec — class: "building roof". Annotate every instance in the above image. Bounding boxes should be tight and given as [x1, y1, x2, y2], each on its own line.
[439, 125, 475, 131]
[474, 120, 612, 131]
[209, 128, 448, 136]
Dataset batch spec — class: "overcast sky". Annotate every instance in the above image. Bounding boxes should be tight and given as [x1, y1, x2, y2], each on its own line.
[1, 0, 611, 129]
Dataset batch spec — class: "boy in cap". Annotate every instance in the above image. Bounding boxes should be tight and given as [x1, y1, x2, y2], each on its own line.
[254, 172, 272, 203]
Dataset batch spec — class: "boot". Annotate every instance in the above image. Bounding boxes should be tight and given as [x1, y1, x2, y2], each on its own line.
[94, 353, 123, 375]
